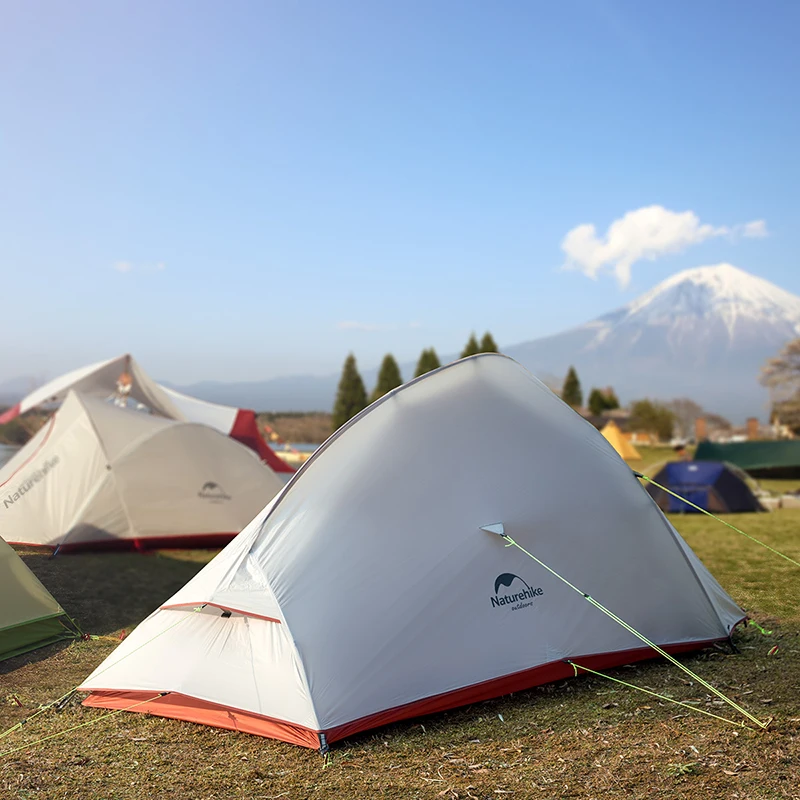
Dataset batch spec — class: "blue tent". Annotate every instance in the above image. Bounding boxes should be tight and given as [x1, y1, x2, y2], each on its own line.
[647, 461, 764, 513]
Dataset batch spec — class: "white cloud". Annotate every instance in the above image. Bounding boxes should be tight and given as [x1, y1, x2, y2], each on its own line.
[112, 261, 166, 274]
[740, 219, 768, 239]
[561, 205, 768, 288]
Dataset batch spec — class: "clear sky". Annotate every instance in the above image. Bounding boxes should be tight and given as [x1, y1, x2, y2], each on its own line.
[1, 0, 798, 385]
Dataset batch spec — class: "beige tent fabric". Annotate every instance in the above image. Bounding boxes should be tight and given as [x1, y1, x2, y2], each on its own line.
[0, 392, 284, 549]
[0, 353, 295, 479]
[10, 355, 184, 420]
[601, 420, 642, 460]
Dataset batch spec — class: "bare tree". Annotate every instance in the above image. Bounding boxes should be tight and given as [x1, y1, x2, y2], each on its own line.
[664, 398, 703, 439]
[761, 338, 800, 433]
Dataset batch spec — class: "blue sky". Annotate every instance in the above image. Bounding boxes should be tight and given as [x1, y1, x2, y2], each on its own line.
[1, 0, 798, 385]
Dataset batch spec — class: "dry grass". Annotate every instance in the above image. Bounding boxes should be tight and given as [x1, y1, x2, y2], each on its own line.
[2, 509, 800, 798]
[632, 445, 680, 476]
[259, 413, 332, 444]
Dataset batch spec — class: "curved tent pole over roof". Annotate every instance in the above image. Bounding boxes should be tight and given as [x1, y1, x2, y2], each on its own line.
[0, 354, 294, 475]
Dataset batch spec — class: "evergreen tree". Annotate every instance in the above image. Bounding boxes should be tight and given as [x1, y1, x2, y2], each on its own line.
[480, 332, 499, 353]
[629, 399, 675, 442]
[603, 387, 620, 410]
[587, 386, 620, 415]
[414, 347, 441, 378]
[588, 388, 607, 416]
[370, 353, 403, 402]
[460, 333, 481, 359]
[331, 353, 368, 431]
[561, 366, 583, 407]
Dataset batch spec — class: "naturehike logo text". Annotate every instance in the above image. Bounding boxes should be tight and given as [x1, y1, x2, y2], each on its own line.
[198, 482, 231, 502]
[491, 573, 543, 611]
[3, 456, 60, 510]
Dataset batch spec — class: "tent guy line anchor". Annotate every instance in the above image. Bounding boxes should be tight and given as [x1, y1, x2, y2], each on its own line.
[0, 694, 168, 759]
[482, 523, 769, 730]
[0, 606, 206, 752]
[634, 471, 800, 570]
[567, 660, 771, 730]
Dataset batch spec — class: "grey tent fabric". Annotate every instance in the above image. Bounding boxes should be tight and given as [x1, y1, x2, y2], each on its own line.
[81, 355, 742, 748]
[0, 392, 283, 550]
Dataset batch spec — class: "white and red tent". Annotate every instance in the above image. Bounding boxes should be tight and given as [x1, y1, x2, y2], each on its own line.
[0, 354, 294, 478]
[0, 392, 284, 551]
[80, 355, 742, 749]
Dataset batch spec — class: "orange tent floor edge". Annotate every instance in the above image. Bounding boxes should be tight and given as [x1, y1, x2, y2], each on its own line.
[81, 634, 734, 750]
[81, 691, 320, 749]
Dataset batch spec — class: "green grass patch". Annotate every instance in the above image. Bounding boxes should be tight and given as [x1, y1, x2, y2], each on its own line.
[2, 506, 800, 799]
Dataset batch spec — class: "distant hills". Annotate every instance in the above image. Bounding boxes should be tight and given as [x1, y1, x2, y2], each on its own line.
[3, 265, 798, 422]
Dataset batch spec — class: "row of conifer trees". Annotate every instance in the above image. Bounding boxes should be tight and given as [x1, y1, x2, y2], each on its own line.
[331, 332, 498, 431]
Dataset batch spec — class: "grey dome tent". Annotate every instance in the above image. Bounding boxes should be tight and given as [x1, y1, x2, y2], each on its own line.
[80, 355, 743, 749]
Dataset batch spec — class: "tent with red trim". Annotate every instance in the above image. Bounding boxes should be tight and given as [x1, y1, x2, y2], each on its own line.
[0, 354, 294, 479]
[79, 354, 742, 749]
[0, 392, 284, 551]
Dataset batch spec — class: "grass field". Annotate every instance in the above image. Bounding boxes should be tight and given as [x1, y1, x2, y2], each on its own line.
[2, 490, 800, 798]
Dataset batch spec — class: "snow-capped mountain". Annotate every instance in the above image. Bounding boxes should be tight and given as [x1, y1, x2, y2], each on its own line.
[504, 264, 800, 420]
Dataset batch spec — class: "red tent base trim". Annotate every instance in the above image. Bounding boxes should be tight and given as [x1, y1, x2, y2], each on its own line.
[81, 634, 735, 750]
[6, 533, 238, 553]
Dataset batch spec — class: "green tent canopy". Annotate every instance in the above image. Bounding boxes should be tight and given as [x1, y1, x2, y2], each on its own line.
[0, 537, 76, 661]
[694, 440, 800, 478]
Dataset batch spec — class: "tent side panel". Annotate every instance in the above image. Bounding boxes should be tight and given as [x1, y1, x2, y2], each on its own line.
[0, 540, 64, 629]
[712, 469, 762, 513]
[112, 424, 281, 543]
[0, 402, 110, 547]
[695, 441, 800, 476]
[62, 472, 133, 547]
[0, 615, 70, 662]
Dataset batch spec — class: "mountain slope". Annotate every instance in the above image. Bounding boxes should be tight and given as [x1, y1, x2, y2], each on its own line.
[504, 264, 800, 420]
